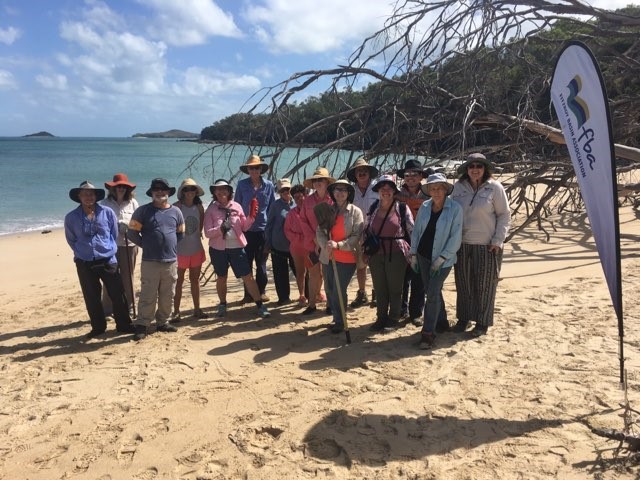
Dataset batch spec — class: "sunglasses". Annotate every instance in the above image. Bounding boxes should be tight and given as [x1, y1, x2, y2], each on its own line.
[333, 187, 349, 193]
[182, 187, 197, 192]
[468, 163, 485, 169]
[247, 166, 262, 171]
[404, 171, 421, 177]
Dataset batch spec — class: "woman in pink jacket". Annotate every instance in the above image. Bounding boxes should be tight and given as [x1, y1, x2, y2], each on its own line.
[284, 184, 309, 306]
[203, 179, 270, 319]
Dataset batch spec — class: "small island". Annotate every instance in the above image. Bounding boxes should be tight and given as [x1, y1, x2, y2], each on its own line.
[132, 129, 199, 139]
[23, 131, 54, 137]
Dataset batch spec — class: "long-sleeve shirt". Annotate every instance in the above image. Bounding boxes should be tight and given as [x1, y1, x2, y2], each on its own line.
[410, 197, 463, 268]
[265, 197, 293, 252]
[299, 192, 333, 252]
[450, 178, 511, 248]
[316, 204, 364, 265]
[203, 200, 255, 250]
[234, 177, 276, 232]
[284, 205, 307, 256]
[352, 181, 378, 218]
[65, 204, 119, 263]
[127, 203, 185, 262]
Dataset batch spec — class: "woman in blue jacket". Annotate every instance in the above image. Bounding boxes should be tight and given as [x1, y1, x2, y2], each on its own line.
[409, 173, 463, 349]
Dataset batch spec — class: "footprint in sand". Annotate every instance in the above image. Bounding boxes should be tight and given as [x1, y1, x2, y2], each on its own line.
[131, 467, 158, 480]
[117, 433, 143, 466]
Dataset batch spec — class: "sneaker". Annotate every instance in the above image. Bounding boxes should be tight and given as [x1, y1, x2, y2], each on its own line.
[260, 294, 270, 303]
[369, 319, 386, 332]
[86, 329, 106, 338]
[410, 317, 424, 327]
[302, 306, 317, 315]
[194, 309, 209, 319]
[258, 305, 271, 318]
[419, 333, 435, 350]
[216, 304, 227, 318]
[349, 290, 368, 308]
[382, 318, 400, 333]
[156, 323, 178, 333]
[453, 320, 469, 333]
[133, 324, 147, 341]
[116, 324, 136, 334]
[169, 311, 182, 324]
[277, 298, 292, 306]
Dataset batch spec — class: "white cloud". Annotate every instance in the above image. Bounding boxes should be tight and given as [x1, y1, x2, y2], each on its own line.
[243, 0, 393, 54]
[172, 67, 261, 96]
[36, 73, 68, 90]
[0, 69, 17, 89]
[138, 0, 242, 46]
[0, 26, 21, 45]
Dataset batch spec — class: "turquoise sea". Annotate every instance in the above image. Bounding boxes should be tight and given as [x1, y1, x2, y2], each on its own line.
[0, 137, 362, 236]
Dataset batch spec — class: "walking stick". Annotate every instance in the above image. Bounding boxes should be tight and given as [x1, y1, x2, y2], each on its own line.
[123, 231, 137, 318]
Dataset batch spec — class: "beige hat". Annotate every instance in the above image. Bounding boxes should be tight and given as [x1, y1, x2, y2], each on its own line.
[239, 154, 269, 174]
[177, 178, 205, 198]
[347, 158, 379, 183]
[303, 166, 336, 189]
[276, 178, 292, 192]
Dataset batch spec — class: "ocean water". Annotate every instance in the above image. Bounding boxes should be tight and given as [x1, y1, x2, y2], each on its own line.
[0, 137, 360, 236]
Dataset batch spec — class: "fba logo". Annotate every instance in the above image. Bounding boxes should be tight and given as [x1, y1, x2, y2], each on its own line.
[567, 75, 590, 129]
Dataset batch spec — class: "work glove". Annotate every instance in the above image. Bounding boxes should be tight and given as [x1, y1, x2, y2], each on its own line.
[249, 197, 259, 219]
[430, 256, 445, 276]
[221, 218, 232, 236]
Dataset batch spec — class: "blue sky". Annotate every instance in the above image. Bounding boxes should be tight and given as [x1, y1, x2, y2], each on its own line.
[0, 0, 628, 137]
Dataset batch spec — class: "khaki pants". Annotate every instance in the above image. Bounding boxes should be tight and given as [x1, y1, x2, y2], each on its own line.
[135, 260, 177, 328]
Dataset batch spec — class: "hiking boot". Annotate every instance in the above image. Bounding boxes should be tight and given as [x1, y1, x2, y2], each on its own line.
[369, 318, 386, 332]
[349, 290, 368, 308]
[156, 323, 178, 333]
[435, 320, 450, 333]
[302, 306, 317, 315]
[277, 298, 292, 306]
[419, 333, 435, 350]
[382, 318, 400, 333]
[258, 305, 271, 318]
[330, 324, 344, 334]
[216, 304, 227, 318]
[86, 329, 106, 338]
[133, 324, 147, 341]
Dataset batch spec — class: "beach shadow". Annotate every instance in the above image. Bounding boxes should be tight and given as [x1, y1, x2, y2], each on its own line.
[0, 320, 86, 343]
[302, 409, 567, 466]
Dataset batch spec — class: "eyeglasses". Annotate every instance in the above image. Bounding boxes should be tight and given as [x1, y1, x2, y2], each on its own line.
[333, 187, 349, 193]
[468, 163, 485, 169]
[182, 187, 197, 192]
[404, 172, 421, 177]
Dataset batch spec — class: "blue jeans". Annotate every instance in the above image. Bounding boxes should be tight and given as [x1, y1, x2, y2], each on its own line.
[322, 261, 356, 328]
[417, 256, 451, 334]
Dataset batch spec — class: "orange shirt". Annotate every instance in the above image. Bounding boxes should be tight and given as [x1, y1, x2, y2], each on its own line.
[331, 214, 356, 264]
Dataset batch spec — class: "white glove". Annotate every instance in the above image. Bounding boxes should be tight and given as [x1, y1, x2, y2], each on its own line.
[430, 256, 445, 273]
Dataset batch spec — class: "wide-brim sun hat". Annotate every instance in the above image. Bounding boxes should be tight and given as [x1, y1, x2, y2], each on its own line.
[457, 152, 493, 175]
[105, 173, 136, 190]
[146, 178, 176, 197]
[327, 179, 355, 204]
[346, 158, 379, 183]
[239, 154, 269, 174]
[372, 174, 399, 193]
[303, 166, 336, 189]
[177, 178, 205, 197]
[420, 173, 454, 197]
[69, 181, 106, 203]
[397, 159, 426, 178]
[210, 178, 234, 197]
[277, 178, 292, 192]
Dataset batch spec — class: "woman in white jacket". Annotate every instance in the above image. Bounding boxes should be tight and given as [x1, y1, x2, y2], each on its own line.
[450, 153, 511, 337]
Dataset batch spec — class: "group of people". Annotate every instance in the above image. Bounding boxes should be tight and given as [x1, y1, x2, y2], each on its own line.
[65, 152, 510, 349]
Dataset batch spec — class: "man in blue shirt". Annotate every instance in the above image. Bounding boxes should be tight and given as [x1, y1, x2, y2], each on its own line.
[64, 181, 134, 338]
[128, 178, 185, 341]
[234, 155, 276, 302]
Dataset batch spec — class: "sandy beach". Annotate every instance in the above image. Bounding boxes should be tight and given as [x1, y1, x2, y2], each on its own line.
[1, 204, 640, 479]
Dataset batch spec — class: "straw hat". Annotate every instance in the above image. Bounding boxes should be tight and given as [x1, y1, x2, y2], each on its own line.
[346, 158, 379, 183]
[327, 179, 355, 203]
[303, 166, 336, 189]
[457, 152, 493, 175]
[105, 173, 136, 190]
[420, 173, 453, 197]
[69, 181, 105, 203]
[372, 174, 399, 193]
[209, 179, 234, 196]
[276, 178, 292, 192]
[145, 178, 176, 197]
[177, 178, 205, 198]
[239, 154, 269, 174]
[397, 159, 426, 178]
